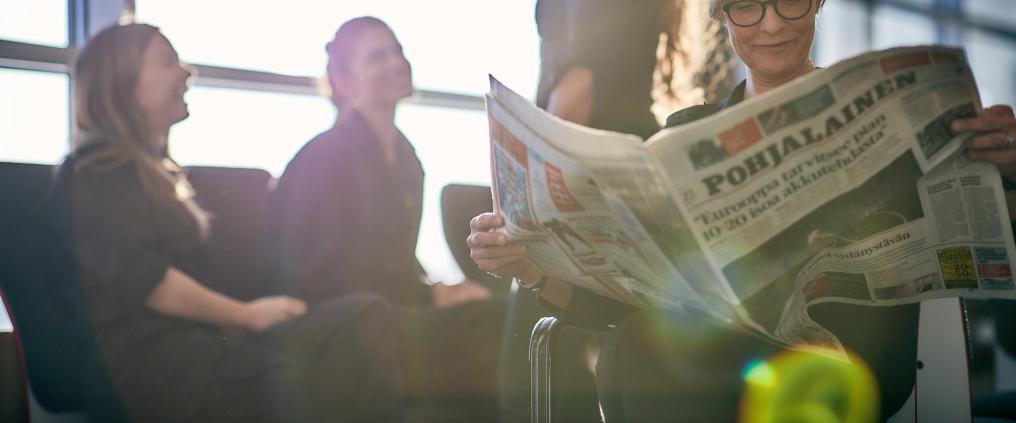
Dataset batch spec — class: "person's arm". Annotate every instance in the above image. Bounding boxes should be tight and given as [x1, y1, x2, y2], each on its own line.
[546, 66, 594, 126]
[69, 164, 306, 333]
[147, 266, 306, 332]
[467, 213, 568, 313]
[468, 212, 633, 324]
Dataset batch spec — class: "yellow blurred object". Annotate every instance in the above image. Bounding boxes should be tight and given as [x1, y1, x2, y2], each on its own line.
[739, 349, 879, 423]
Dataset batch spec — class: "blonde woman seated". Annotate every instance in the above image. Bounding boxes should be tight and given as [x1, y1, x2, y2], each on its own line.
[55, 23, 404, 422]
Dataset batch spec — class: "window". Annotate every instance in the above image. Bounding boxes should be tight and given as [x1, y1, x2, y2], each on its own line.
[397, 103, 491, 282]
[814, 0, 870, 66]
[169, 90, 490, 282]
[0, 302, 9, 332]
[168, 86, 334, 176]
[872, 5, 937, 49]
[0, 68, 69, 164]
[964, 28, 1016, 107]
[0, 0, 68, 46]
[813, 0, 1016, 111]
[890, 0, 935, 7]
[964, 0, 1016, 29]
[135, 0, 540, 97]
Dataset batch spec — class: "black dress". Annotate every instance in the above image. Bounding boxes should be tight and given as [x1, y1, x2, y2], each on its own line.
[56, 146, 405, 423]
[270, 110, 505, 419]
[536, 0, 663, 140]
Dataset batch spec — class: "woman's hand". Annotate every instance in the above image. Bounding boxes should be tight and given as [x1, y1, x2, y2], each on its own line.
[953, 105, 1016, 177]
[431, 280, 491, 308]
[242, 296, 308, 332]
[466, 213, 542, 283]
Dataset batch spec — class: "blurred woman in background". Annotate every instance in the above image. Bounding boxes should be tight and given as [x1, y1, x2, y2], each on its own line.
[57, 22, 404, 422]
[270, 17, 505, 421]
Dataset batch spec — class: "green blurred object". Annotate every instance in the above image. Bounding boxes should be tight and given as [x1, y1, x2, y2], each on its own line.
[740, 349, 879, 423]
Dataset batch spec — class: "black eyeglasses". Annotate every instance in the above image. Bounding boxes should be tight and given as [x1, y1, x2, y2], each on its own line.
[722, 0, 813, 27]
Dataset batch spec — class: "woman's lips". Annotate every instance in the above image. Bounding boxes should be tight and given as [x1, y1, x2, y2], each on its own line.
[756, 40, 796, 50]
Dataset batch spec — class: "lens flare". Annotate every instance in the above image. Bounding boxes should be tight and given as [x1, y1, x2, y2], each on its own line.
[739, 349, 878, 423]
[743, 359, 776, 387]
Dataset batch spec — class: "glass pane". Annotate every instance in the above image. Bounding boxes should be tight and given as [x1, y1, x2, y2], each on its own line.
[169, 89, 488, 282]
[136, 0, 540, 97]
[168, 86, 335, 176]
[964, 29, 1016, 107]
[964, 0, 1016, 28]
[872, 6, 936, 49]
[0, 0, 67, 46]
[0, 301, 9, 332]
[397, 103, 491, 283]
[0, 68, 69, 164]
[888, 0, 936, 8]
[814, 0, 870, 66]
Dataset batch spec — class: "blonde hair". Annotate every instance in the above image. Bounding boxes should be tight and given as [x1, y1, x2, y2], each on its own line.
[72, 23, 209, 237]
[653, 0, 735, 120]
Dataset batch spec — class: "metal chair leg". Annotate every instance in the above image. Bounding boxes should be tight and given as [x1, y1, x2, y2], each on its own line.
[530, 316, 561, 423]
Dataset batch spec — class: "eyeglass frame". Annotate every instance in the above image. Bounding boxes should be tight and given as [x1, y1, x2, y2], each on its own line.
[722, 0, 814, 28]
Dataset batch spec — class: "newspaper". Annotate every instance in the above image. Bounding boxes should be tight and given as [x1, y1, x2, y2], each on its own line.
[486, 46, 1016, 358]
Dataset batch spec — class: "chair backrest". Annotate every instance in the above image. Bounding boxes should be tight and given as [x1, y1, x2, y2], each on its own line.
[0, 162, 128, 421]
[809, 302, 921, 419]
[186, 166, 276, 300]
[991, 300, 1016, 358]
[440, 184, 507, 298]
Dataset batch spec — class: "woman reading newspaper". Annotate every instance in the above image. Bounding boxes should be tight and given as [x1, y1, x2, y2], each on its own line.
[469, 0, 1016, 420]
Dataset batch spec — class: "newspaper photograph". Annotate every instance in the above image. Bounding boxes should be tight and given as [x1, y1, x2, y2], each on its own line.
[486, 45, 1016, 357]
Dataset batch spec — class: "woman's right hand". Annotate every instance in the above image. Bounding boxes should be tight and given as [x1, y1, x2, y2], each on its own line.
[242, 296, 307, 332]
[466, 213, 542, 283]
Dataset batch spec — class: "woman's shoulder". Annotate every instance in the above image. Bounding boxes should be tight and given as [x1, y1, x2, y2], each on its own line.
[286, 114, 375, 169]
[57, 149, 145, 207]
[664, 80, 748, 129]
[283, 129, 345, 174]
[664, 104, 725, 129]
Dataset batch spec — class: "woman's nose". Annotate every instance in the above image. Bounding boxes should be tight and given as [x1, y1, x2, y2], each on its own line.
[182, 63, 197, 82]
[758, 4, 787, 33]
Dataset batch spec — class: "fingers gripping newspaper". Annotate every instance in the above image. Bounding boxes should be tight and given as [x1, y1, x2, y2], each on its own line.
[486, 46, 1016, 359]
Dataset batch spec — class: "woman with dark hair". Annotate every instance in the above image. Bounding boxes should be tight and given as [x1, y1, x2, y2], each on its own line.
[56, 22, 404, 422]
[270, 17, 505, 420]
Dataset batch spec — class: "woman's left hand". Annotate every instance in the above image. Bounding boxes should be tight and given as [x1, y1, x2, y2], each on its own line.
[952, 105, 1016, 177]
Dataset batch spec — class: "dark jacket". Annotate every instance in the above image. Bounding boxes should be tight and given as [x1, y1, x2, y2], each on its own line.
[271, 109, 432, 306]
